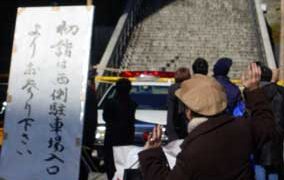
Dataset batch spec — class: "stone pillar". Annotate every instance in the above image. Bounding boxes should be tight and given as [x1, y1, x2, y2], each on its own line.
[280, 0, 284, 80]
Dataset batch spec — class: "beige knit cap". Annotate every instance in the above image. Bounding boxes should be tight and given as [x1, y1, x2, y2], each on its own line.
[175, 74, 227, 116]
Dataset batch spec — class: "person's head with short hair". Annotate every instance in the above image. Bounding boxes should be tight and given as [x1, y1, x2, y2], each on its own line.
[260, 65, 272, 82]
[175, 75, 227, 120]
[192, 58, 209, 75]
[175, 67, 191, 83]
[255, 62, 273, 82]
[115, 78, 132, 95]
[255, 61, 262, 67]
[213, 57, 233, 76]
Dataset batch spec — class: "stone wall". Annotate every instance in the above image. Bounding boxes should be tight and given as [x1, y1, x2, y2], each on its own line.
[122, 0, 264, 78]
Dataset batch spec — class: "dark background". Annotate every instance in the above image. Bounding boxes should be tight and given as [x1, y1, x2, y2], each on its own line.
[0, 0, 127, 75]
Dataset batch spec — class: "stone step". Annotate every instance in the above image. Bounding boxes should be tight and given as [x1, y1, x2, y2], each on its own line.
[121, 0, 263, 79]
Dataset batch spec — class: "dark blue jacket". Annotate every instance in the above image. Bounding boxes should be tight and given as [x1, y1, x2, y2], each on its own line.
[214, 75, 242, 115]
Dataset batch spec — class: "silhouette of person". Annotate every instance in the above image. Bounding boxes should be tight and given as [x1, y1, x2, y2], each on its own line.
[103, 78, 137, 180]
[167, 67, 191, 141]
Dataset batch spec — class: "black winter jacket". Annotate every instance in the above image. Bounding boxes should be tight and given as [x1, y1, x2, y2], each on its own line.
[254, 83, 284, 168]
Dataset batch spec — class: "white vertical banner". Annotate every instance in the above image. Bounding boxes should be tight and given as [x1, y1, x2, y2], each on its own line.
[0, 6, 94, 180]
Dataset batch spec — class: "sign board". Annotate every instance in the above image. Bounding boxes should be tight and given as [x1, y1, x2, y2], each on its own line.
[0, 6, 94, 180]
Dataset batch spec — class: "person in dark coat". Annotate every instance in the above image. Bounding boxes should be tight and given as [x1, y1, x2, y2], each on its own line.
[254, 65, 284, 180]
[79, 71, 98, 180]
[192, 57, 209, 75]
[138, 63, 275, 180]
[166, 67, 191, 141]
[213, 57, 243, 115]
[103, 78, 137, 180]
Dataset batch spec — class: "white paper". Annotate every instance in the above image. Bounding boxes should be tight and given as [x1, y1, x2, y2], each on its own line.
[113, 140, 183, 180]
[0, 6, 94, 180]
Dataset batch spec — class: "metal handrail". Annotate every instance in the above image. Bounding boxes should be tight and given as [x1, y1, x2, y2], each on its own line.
[253, 0, 276, 68]
[95, 0, 143, 98]
[249, 0, 276, 68]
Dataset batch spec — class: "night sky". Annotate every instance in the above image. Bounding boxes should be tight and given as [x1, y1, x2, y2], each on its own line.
[0, 0, 126, 75]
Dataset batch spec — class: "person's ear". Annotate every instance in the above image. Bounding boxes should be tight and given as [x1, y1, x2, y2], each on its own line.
[185, 109, 192, 122]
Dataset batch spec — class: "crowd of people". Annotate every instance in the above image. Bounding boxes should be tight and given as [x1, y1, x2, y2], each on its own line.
[84, 57, 284, 180]
[140, 59, 284, 180]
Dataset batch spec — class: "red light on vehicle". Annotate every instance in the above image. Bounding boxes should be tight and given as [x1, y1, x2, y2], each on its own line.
[120, 71, 174, 78]
[120, 71, 133, 77]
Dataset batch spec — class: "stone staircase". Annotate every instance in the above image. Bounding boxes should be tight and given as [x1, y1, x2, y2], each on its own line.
[121, 0, 264, 78]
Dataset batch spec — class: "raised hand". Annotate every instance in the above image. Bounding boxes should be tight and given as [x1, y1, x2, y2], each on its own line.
[241, 63, 261, 91]
[144, 124, 162, 150]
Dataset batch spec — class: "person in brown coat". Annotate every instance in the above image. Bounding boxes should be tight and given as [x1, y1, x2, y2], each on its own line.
[138, 63, 275, 180]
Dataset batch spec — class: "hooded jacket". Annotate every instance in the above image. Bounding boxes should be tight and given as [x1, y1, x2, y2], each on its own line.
[214, 75, 242, 114]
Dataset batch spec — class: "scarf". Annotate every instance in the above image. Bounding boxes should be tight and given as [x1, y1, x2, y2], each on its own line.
[187, 117, 208, 134]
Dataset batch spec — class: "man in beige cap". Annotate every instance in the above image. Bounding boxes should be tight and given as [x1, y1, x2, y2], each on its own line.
[138, 63, 275, 180]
